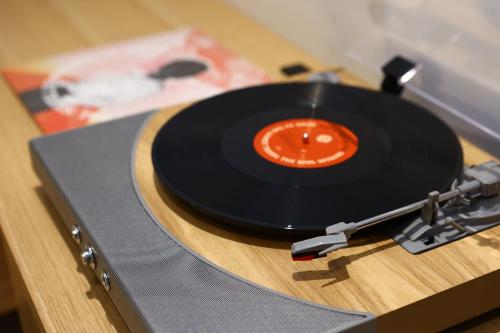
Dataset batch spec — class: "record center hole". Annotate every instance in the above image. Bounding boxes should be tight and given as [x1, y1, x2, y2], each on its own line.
[302, 132, 310, 144]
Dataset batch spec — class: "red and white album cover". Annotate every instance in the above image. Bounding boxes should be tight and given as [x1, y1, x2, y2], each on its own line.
[2, 28, 269, 133]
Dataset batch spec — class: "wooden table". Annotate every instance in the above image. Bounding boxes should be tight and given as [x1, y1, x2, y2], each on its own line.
[0, 1, 498, 332]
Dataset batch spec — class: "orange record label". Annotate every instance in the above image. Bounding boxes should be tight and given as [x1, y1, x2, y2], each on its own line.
[253, 118, 358, 169]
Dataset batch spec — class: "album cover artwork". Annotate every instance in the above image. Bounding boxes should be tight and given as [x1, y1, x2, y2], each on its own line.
[2, 28, 269, 133]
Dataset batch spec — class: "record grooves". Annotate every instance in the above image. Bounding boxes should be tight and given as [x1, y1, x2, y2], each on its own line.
[152, 82, 463, 234]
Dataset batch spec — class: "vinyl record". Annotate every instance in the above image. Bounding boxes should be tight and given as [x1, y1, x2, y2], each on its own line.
[152, 82, 463, 234]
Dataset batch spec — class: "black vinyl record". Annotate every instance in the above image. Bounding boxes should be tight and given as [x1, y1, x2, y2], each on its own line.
[152, 82, 463, 234]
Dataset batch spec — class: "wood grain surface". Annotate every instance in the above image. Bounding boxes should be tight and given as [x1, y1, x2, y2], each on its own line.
[0, 237, 15, 315]
[0, 0, 498, 332]
[134, 99, 500, 333]
[0, 1, 354, 332]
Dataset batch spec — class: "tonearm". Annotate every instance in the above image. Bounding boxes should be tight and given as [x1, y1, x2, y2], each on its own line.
[291, 160, 500, 260]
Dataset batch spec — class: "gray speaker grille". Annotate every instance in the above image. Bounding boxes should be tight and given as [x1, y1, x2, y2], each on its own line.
[30, 113, 375, 333]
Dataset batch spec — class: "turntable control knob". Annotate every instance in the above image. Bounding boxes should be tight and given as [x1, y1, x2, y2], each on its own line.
[100, 270, 111, 292]
[81, 245, 96, 269]
[71, 225, 81, 244]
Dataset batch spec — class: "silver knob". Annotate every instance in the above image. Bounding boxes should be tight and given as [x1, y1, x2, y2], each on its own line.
[71, 225, 81, 244]
[101, 271, 110, 291]
[81, 245, 96, 269]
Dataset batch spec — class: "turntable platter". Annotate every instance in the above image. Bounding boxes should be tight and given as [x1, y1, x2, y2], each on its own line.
[151, 83, 463, 234]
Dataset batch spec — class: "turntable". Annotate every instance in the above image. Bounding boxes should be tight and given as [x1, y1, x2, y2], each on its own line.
[30, 66, 500, 332]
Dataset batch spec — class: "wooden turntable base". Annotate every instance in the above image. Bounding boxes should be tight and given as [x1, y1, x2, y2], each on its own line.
[134, 79, 500, 333]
